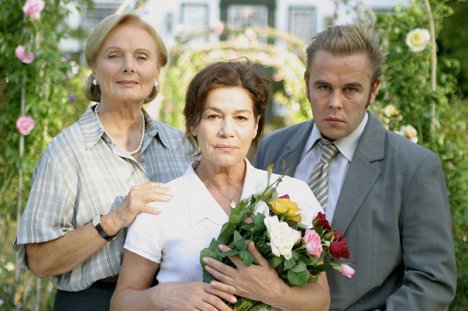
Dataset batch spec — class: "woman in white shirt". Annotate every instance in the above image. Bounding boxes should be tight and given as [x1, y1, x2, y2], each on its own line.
[111, 61, 330, 311]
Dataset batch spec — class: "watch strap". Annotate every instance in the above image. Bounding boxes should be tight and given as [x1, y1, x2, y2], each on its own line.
[93, 215, 117, 241]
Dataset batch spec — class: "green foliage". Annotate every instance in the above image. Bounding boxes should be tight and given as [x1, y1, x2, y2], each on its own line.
[374, 1, 467, 309]
[0, 0, 91, 309]
[439, 0, 468, 96]
[0, 0, 90, 215]
[161, 26, 311, 133]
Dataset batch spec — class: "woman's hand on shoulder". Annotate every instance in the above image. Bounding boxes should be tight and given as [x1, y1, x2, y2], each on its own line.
[102, 182, 173, 235]
[153, 281, 236, 311]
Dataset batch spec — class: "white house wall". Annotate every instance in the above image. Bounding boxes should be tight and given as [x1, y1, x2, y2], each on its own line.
[61, 0, 409, 54]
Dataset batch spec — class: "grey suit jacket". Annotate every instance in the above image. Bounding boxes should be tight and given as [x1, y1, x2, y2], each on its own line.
[254, 112, 456, 311]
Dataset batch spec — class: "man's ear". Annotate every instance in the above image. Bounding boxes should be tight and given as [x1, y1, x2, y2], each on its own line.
[304, 71, 310, 99]
[369, 79, 381, 104]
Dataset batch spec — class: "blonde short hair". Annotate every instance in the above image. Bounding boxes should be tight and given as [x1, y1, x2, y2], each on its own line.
[84, 13, 168, 103]
[305, 24, 384, 84]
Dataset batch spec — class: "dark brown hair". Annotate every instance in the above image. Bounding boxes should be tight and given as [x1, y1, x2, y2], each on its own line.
[184, 61, 270, 142]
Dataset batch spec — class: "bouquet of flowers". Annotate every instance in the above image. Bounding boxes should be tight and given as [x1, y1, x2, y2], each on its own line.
[200, 170, 355, 311]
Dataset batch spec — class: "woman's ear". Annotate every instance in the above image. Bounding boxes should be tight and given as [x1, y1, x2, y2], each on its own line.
[190, 126, 197, 137]
[252, 116, 260, 139]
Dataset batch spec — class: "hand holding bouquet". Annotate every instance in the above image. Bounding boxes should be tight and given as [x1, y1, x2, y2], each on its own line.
[200, 171, 355, 310]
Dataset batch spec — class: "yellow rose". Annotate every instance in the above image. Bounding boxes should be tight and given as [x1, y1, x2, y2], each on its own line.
[269, 198, 302, 222]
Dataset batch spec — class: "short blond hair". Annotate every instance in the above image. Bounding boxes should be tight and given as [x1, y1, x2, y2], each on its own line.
[84, 13, 167, 103]
[305, 24, 384, 84]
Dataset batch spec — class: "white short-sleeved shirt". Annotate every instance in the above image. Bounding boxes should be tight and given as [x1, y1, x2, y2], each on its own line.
[124, 160, 322, 283]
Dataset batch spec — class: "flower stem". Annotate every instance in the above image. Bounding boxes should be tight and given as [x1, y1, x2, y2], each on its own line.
[423, 0, 437, 141]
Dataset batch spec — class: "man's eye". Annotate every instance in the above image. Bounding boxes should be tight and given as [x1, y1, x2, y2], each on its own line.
[344, 87, 358, 95]
[317, 85, 330, 91]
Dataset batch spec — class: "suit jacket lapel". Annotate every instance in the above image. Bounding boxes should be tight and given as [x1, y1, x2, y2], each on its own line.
[279, 121, 314, 176]
[332, 113, 386, 233]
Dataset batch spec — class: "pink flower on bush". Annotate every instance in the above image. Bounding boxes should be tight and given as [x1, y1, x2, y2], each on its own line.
[23, 0, 45, 20]
[303, 229, 323, 258]
[339, 264, 355, 278]
[16, 116, 35, 135]
[15, 46, 35, 64]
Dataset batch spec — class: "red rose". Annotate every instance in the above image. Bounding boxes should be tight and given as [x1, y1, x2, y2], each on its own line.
[333, 230, 343, 241]
[314, 212, 331, 231]
[329, 237, 350, 259]
[279, 194, 290, 199]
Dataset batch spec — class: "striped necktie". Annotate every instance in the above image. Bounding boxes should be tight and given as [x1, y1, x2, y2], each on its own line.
[308, 139, 339, 210]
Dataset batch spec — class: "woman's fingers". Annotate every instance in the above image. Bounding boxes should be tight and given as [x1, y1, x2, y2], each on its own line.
[203, 283, 236, 309]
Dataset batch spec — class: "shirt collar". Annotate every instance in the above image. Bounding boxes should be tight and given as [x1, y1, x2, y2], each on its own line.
[188, 159, 261, 226]
[79, 104, 102, 150]
[78, 104, 174, 151]
[305, 112, 369, 162]
[143, 109, 171, 149]
[334, 112, 368, 162]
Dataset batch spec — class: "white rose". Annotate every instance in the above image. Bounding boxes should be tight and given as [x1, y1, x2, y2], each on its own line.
[397, 124, 418, 143]
[406, 28, 430, 52]
[264, 216, 301, 260]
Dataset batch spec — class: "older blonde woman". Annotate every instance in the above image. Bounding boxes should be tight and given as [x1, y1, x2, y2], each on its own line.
[14, 13, 193, 310]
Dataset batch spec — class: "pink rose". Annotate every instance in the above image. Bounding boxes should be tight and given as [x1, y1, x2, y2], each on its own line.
[303, 229, 323, 258]
[339, 264, 355, 278]
[16, 116, 35, 135]
[23, 0, 45, 20]
[15, 46, 35, 64]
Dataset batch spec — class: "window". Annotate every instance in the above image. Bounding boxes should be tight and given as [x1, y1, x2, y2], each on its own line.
[227, 5, 268, 28]
[289, 7, 316, 42]
[181, 3, 209, 32]
[83, 4, 119, 33]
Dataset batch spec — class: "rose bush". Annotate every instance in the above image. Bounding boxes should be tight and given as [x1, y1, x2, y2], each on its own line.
[22, 0, 45, 20]
[16, 116, 35, 135]
[15, 46, 35, 64]
[1, 0, 92, 309]
[405, 28, 431, 52]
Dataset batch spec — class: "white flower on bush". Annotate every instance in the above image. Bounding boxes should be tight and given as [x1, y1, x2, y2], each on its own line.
[398, 124, 418, 143]
[4, 262, 15, 272]
[406, 28, 430, 52]
[264, 215, 301, 260]
[382, 104, 400, 117]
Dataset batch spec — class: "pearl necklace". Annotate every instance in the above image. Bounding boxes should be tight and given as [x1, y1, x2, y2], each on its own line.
[94, 104, 145, 156]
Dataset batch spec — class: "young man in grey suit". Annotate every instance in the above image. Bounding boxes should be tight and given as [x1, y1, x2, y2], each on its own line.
[254, 24, 456, 310]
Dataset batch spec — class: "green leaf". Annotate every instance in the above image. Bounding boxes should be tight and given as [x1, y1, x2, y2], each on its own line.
[271, 256, 283, 268]
[283, 257, 296, 270]
[239, 250, 255, 266]
[287, 270, 309, 286]
[233, 231, 248, 251]
[290, 261, 307, 273]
